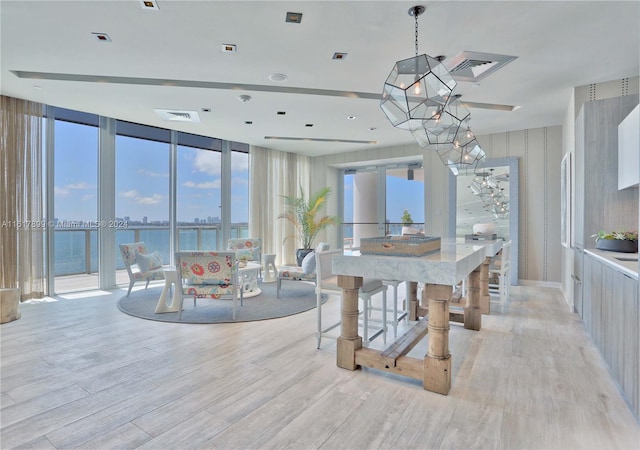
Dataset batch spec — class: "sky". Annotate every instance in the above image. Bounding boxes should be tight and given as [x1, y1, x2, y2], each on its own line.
[53, 119, 423, 227]
[54, 120, 249, 224]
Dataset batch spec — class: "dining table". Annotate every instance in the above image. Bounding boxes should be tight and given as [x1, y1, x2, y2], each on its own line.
[331, 239, 498, 395]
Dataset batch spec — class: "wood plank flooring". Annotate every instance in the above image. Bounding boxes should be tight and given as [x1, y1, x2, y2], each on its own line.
[1, 284, 638, 449]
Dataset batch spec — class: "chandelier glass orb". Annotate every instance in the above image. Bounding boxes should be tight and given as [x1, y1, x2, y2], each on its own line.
[380, 6, 457, 137]
[380, 54, 457, 133]
[435, 130, 486, 175]
[411, 93, 471, 147]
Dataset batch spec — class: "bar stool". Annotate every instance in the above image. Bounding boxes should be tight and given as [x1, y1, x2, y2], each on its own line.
[380, 280, 408, 337]
[315, 249, 388, 348]
[488, 240, 511, 312]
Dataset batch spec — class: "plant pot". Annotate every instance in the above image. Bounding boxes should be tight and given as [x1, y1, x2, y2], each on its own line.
[595, 239, 638, 253]
[296, 248, 313, 266]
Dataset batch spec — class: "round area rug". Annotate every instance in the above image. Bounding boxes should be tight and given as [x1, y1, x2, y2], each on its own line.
[117, 281, 325, 324]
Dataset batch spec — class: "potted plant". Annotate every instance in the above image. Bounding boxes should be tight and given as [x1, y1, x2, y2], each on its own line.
[592, 230, 638, 253]
[279, 186, 341, 265]
[400, 210, 417, 235]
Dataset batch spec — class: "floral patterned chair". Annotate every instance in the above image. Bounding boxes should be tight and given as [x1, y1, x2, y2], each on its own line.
[175, 251, 242, 320]
[119, 242, 165, 297]
[227, 238, 262, 277]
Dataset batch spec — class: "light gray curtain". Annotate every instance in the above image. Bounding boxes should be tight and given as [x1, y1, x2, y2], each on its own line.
[249, 146, 310, 265]
[0, 95, 45, 300]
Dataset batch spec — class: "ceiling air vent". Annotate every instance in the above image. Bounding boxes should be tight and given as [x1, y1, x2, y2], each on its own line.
[154, 109, 201, 123]
[445, 51, 517, 82]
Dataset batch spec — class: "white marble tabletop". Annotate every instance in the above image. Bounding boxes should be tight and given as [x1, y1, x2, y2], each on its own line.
[455, 237, 503, 258]
[332, 240, 486, 286]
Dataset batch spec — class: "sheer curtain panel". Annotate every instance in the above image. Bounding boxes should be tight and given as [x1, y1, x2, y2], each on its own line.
[0, 95, 45, 300]
[249, 146, 310, 266]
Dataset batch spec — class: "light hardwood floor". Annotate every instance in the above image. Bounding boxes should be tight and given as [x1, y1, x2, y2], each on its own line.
[1, 284, 638, 449]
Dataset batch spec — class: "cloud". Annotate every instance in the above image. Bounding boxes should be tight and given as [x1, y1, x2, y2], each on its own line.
[66, 182, 91, 190]
[137, 169, 169, 178]
[56, 181, 93, 196]
[231, 153, 249, 172]
[136, 194, 164, 205]
[55, 186, 70, 196]
[119, 190, 164, 205]
[193, 152, 221, 176]
[121, 190, 138, 198]
[81, 194, 94, 201]
[183, 180, 221, 189]
[231, 176, 248, 186]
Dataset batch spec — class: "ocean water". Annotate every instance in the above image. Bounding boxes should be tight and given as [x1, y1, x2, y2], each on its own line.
[54, 226, 248, 276]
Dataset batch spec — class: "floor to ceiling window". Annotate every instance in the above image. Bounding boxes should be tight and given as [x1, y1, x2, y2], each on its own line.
[115, 121, 170, 278]
[230, 147, 249, 239]
[45, 107, 250, 294]
[177, 134, 222, 251]
[53, 112, 99, 293]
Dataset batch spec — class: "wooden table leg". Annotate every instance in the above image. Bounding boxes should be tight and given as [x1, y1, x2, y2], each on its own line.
[423, 283, 452, 395]
[337, 275, 363, 371]
[479, 257, 490, 314]
[407, 281, 419, 321]
[464, 265, 482, 331]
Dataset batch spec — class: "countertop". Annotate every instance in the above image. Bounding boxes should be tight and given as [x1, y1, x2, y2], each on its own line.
[585, 248, 639, 280]
[333, 241, 487, 286]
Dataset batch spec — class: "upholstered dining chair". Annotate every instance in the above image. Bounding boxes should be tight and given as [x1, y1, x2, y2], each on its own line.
[119, 242, 165, 297]
[488, 240, 511, 312]
[175, 251, 242, 320]
[315, 248, 388, 349]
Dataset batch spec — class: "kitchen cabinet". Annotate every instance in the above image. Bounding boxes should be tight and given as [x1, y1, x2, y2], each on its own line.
[583, 251, 639, 419]
[574, 95, 639, 249]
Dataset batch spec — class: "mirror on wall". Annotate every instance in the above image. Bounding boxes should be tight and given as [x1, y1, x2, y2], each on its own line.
[448, 157, 519, 285]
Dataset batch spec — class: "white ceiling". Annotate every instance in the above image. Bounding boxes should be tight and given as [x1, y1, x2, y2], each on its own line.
[1, 1, 638, 157]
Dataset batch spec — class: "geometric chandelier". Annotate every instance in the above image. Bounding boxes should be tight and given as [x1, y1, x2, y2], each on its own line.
[412, 93, 471, 148]
[436, 132, 487, 176]
[380, 6, 457, 137]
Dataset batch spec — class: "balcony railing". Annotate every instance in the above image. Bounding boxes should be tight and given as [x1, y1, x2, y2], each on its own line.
[53, 225, 248, 276]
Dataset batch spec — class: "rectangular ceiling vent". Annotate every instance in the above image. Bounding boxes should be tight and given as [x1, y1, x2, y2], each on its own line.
[154, 109, 201, 123]
[446, 51, 517, 82]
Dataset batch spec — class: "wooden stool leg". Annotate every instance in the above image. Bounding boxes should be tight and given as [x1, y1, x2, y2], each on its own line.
[408, 281, 418, 321]
[464, 265, 482, 331]
[479, 257, 490, 314]
[337, 275, 363, 370]
[423, 283, 452, 395]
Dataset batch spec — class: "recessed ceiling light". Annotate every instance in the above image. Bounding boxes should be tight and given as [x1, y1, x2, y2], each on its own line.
[305, 124, 313, 127]
[277, 111, 286, 115]
[332, 52, 347, 60]
[238, 95, 251, 103]
[201, 108, 211, 112]
[368, 127, 376, 131]
[347, 115, 356, 120]
[92, 32, 111, 42]
[139, 0, 159, 10]
[221, 44, 237, 53]
[269, 73, 288, 82]
[33, 85, 42, 90]
[286, 12, 302, 23]
[245, 121, 253, 125]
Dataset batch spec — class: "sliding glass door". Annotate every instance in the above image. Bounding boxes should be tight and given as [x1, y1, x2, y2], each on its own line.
[343, 163, 424, 249]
